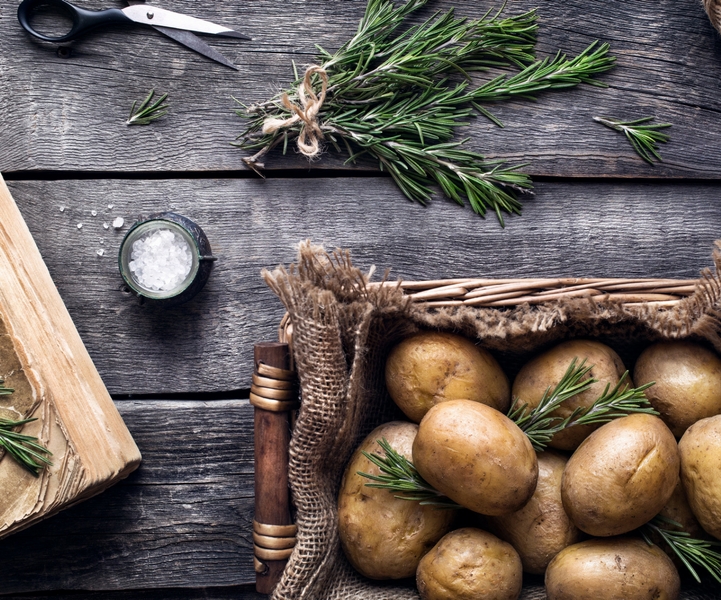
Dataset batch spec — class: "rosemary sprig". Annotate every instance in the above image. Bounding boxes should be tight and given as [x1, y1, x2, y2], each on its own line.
[508, 358, 658, 451]
[641, 515, 721, 584]
[0, 379, 52, 476]
[126, 90, 169, 126]
[358, 438, 460, 508]
[237, 0, 615, 225]
[0, 417, 53, 476]
[507, 358, 596, 446]
[593, 116, 671, 164]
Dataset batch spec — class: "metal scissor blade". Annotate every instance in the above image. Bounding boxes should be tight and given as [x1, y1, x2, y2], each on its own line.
[151, 25, 239, 70]
[125, 1, 241, 69]
[123, 4, 250, 39]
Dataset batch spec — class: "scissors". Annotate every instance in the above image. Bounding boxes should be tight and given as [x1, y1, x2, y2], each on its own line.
[17, 0, 249, 70]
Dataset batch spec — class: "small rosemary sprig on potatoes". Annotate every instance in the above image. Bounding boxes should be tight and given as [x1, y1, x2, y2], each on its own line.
[508, 358, 658, 451]
[358, 438, 461, 508]
[641, 515, 721, 584]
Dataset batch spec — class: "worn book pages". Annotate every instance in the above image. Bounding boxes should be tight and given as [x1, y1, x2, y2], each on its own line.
[0, 174, 141, 538]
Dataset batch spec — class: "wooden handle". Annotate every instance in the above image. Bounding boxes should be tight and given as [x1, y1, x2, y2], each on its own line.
[253, 342, 296, 595]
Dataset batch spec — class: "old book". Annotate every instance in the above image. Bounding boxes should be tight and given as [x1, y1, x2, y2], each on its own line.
[0, 174, 141, 538]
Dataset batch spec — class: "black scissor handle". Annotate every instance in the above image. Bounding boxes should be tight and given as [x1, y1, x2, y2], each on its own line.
[17, 0, 130, 43]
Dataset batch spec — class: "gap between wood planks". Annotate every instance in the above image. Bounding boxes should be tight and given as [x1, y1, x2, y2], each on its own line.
[5, 171, 721, 184]
[1, 169, 386, 181]
[0, 583, 266, 598]
[111, 389, 251, 401]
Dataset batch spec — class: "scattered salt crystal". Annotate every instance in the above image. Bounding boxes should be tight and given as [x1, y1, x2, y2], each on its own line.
[96, 249, 105, 257]
[91, 210, 97, 217]
[128, 228, 193, 292]
[77, 223, 83, 229]
[112, 217, 124, 229]
[59, 205, 66, 212]
[108, 204, 114, 209]
[103, 222, 109, 230]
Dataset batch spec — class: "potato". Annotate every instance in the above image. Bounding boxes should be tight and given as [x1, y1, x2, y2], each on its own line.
[561, 413, 679, 536]
[512, 339, 628, 451]
[416, 528, 522, 600]
[488, 450, 581, 574]
[678, 414, 721, 540]
[545, 538, 680, 600]
[634, 341, 721, 437]
[658, 479, 704, 540]
[385, 331, 510, 423]
[413, 399, 538, 516]
[652, 479, 706, 569]
[337, 421, 455, 579]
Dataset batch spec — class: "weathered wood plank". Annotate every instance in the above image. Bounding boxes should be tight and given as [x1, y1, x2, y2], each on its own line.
[0, 399, 257, 594]
[0, 586, 266, 599]
[1, 0, 720, 177]
[6, 177, 721, 395]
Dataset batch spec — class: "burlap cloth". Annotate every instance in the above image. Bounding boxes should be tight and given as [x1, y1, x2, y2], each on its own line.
[262, 241, 721, 600]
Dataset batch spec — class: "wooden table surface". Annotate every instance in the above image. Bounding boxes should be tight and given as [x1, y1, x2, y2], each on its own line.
[1, 0, 720, 597]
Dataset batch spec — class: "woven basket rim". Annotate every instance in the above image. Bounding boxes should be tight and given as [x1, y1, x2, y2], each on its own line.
[277, 276, 700, 343]
[369, 276, 699, 308]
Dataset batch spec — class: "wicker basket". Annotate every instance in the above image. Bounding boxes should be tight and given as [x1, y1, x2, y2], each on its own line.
[255, 245, 720, 600]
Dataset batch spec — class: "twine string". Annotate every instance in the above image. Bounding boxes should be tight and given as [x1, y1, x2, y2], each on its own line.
[262, 66, 329, 159]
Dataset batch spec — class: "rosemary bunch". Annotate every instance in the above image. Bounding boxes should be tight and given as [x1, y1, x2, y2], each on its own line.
[641, 515, 721, 584]
[237, 0, 615, 225]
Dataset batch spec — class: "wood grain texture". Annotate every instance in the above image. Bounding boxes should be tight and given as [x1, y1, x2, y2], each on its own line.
[1, 0, 721, 177]
[0, 399, 257, 595]
[6, 176, 721, 395]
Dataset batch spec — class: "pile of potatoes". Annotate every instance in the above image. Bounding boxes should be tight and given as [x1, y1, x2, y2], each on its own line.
[337, 332, 721, 600]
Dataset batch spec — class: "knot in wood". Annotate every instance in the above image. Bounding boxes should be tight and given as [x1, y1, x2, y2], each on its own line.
[261, 66, 329, 159]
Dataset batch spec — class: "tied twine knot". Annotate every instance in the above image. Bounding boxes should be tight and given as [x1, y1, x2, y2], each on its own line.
[704, 0, 721, 34]
[262, 65, 329, 159]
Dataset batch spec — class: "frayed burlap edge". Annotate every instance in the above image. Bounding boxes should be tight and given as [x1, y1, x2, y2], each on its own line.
[262, 240, 721, 600]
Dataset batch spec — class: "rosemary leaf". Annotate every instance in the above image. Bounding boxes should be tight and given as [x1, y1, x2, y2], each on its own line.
[593, 116, 671, 164]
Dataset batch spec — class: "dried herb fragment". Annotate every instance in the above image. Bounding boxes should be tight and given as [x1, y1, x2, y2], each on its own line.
[594, 116, 671, 164]
[127, 90, 169, 126]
